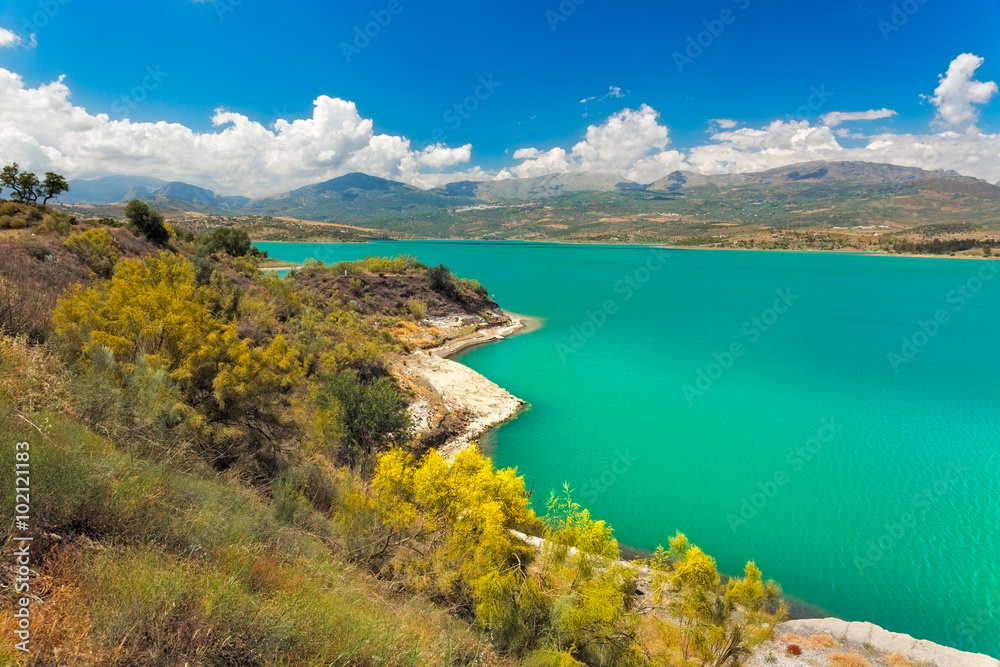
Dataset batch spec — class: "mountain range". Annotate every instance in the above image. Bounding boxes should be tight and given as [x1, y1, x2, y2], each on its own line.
[62, 161, 1000, 223]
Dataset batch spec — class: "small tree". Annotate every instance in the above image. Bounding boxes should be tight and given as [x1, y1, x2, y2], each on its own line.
[427, 263, 453, 292]
[1, 164, 70, 203]
[648, 532, 786, 667]
[41, 172, 70, 204]
[196, 227, 254, 257]
[318, 369, 409, 472]
[17, 172, 40, 202]
[1, 163, 25, 201]
[124, 199, 169, 245]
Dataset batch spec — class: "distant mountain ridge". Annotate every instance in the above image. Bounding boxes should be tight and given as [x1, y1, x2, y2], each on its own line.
[242, 172, 474, 219]
[61, 161, 1000, 220]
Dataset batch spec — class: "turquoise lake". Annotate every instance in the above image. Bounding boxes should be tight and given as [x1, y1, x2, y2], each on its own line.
[257, 241, 1000, 658]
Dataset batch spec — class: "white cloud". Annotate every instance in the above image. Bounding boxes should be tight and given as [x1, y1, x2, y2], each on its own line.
[513, 105, 669, 178]
[0, 27, 23, 48]
[513, 147, 541, 159]
[821, 108, 897, 127]
[580, 86, 625, 105]
[928, 53, 997, 130]
[411, 143, 472, 169]
[0, 69, 477, 197]
[709, 118, 738, 129]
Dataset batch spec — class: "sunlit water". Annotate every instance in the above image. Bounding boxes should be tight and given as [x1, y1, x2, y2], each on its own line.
[258, 241, 1000, 657]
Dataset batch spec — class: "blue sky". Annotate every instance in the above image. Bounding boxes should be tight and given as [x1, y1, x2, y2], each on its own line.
[0, 0, 998, 195]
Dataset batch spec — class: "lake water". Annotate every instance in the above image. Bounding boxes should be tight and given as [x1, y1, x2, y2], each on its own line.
[257, 241, 1000, 657]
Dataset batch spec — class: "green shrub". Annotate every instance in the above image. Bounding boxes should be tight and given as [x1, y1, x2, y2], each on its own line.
[124, 199, 169, 245]
[196, 227, 255, 257]
[0, 214, 26, 229]
[405, 298, 426, 320]
[63, 228, 121, 278]
[317, 369, 409, 472]
[457, 277, 488, 298]
[427, 263, 453, 292]
[37, 210, 77, 236]
[328, 255, 426, 276]
[0, 201, 23, 216]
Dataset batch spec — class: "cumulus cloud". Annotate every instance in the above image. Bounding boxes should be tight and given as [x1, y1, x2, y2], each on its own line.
[820, 108, 897, 127]
[0, 68, 473, 196]
[928, 53, 997, 130]
[0, 27, 27, 48]
[709, 118, 738, 129]
[513, 105, 669, 178]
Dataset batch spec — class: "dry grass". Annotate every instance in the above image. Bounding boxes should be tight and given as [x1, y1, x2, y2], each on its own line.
[885, 652, 912, 667]
[806, 634, 838, 649]
[829, 651, 873, 667]
[780, 633, 839, 650]
[0, 334, 73, 415]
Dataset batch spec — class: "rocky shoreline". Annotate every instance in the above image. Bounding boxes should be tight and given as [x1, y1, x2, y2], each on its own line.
[400, 312, 535, 458]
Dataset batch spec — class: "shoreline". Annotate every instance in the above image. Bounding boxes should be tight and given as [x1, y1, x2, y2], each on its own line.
[433, 311, 545, 359]
[254, 238, 997, 261]
[400, 310, 540, 459]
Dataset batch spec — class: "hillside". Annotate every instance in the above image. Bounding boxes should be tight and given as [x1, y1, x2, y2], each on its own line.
[242, 172, 474, 219]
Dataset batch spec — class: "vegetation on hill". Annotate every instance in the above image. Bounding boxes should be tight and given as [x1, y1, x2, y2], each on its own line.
[1, 197, 786, 665]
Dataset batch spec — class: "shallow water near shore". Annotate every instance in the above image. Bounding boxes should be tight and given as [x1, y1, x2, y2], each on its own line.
[258, 241, 1000, 658]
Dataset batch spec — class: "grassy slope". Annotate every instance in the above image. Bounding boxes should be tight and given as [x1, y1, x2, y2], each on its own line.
[0, 404, 504, 666]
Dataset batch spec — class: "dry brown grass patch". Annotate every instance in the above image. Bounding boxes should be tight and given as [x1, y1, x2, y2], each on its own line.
[806, 633, 838, 648]
[0, 334, 73, 415]
[829, 651, 872, 667]
[885, 652, 911, 667]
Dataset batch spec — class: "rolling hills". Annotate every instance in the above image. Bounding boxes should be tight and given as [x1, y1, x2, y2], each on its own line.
[58, 161, 1000, 248]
